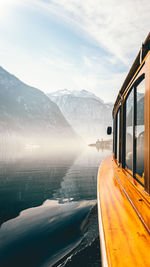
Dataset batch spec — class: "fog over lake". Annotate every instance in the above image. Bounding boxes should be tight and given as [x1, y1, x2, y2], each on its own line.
[0, 144, 111, 266]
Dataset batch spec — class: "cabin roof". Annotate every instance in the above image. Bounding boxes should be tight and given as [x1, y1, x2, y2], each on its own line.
[113, 32, 150, 116]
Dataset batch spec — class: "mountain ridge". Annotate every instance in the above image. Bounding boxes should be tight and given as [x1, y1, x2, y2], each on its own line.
[49, 89, 106, 103]
[48, 89, 113, 143]
[0, 66, 80, 145]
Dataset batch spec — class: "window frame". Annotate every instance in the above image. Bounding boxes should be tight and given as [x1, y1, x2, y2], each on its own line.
[113, 54, 150, 194]
[116, 107, 121, 164]
[134, 75, 145, 184]
[124, 75, 145, 186]
[113, 115, 117, 159]
[113, 116, 116, 157]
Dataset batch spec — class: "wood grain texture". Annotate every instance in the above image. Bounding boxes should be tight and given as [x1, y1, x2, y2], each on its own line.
[98, 156, 150, 267]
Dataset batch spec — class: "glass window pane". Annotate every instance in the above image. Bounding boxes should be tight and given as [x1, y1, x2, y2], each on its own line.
[117, 110, 120, 162]
[135, 79, 145, 178]
[113, 119, 115, 154]
[126, 90, 133, 171]
[113, 116, 117, 158]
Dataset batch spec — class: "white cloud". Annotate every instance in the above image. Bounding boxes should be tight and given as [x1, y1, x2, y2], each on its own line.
[1, 0, 149, 102]
[42, 0, 150, 64]
[30, 0, 150, 101]
[0, 40, 126, 102]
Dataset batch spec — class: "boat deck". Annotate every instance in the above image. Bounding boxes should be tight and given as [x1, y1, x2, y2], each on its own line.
[97, 156, 150, 267]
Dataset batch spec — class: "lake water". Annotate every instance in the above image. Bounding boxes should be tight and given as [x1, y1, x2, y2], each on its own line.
[0, 145, 111, 267]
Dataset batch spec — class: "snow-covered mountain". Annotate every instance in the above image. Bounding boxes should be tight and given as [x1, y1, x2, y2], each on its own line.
[0, 67, 79, 145]
[51, 89, 104, 103]
[48, 89, 113, 143]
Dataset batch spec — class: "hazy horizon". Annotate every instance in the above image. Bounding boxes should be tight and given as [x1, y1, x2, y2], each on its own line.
[0, 65, 113, 105]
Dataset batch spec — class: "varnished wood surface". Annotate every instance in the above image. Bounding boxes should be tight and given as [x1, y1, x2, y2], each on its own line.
[97, 156, 150, 267]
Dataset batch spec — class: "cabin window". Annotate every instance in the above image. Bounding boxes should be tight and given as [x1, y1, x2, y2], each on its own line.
[113, 119, 115, 154]
[117, 108, 121, 162]
[135, 79, 145, 179]
[125, 77, 145, 183]
[113, 116, 117, 158]
[126, 89, 133, 171]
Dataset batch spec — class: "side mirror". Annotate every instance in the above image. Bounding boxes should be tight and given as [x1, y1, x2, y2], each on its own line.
[107, 126, 112, 135]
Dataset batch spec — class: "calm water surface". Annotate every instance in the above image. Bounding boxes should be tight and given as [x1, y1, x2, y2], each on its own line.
[0, 145, 111, 267]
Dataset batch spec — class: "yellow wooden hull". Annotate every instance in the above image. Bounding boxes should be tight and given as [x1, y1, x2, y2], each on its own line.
[97, 156, 150, 267]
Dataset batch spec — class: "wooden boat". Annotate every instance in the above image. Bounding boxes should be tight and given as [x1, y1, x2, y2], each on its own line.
[97, 33, 150, 266]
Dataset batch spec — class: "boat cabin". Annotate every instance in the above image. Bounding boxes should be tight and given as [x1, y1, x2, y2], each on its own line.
[97, 33, 150, 267]
[112, 33, 150, 193]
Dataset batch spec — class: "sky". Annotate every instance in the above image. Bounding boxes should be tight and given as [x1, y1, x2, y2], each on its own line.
[0, 0, 150, 102]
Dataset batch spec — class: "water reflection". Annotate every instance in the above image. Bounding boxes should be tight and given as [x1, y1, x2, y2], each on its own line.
[54, 148, 110, 202]
[0, 146, 111, 227]
[0, 200, 94, 267]
[0, 147, 79, 226]
[0, 145, 111, 266]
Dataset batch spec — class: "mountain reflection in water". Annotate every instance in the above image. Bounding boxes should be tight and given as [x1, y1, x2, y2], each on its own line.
[0, 145, 111, 266]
